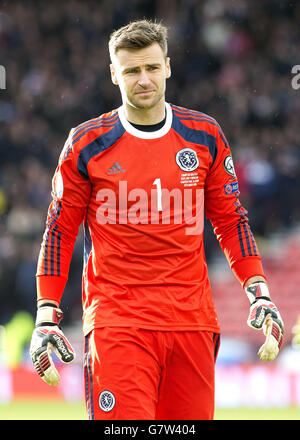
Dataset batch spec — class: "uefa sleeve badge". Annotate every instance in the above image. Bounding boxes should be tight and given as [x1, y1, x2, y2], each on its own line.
[223, 155, 236, 178]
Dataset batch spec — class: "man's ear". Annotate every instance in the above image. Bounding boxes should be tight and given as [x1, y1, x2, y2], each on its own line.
[165, 57, 171, 79]
[110, 64, 119, 86]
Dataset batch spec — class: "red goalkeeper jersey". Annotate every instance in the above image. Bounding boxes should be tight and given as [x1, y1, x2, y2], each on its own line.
[36, 103, 265, 335]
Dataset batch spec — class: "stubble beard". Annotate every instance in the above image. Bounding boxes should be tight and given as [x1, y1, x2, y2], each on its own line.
[128, 87, 165, 111]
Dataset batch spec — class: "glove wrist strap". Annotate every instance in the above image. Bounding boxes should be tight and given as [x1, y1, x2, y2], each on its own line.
[36, 305, 63, 327]
[245, 281, 270, 304]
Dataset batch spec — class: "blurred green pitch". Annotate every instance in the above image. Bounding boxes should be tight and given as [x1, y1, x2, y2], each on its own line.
[0, 400, 299, 420]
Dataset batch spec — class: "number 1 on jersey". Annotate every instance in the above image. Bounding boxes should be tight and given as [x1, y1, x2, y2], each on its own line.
[153, 178, 162, 212]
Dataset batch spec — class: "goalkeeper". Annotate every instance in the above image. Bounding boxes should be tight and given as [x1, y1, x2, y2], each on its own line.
[30, 19, 283, 420]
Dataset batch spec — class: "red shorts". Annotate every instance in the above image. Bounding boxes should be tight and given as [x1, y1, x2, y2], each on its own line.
[84, 327, 220, 420]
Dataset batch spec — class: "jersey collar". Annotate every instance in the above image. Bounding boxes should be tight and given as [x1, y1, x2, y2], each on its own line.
[118, 102, 173, 139]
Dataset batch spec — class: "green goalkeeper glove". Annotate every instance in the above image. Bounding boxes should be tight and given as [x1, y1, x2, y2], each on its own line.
[245, 281, 284, 361]
[29, 303, 75, 386]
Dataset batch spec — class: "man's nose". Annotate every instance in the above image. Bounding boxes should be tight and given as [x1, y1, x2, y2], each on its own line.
[137, 70, 151, 87]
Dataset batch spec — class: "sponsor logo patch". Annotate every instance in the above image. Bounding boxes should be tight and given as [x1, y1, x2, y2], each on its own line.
[107, 162, 126, 175]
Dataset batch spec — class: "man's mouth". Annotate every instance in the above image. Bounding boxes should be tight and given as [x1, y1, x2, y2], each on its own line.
[135, 90, 155, 95]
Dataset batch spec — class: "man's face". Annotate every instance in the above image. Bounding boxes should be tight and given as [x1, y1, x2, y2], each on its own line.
[110, 42, 171, 111]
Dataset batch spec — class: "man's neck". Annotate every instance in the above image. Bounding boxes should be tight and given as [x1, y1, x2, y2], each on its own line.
[124, 99, 166, 125]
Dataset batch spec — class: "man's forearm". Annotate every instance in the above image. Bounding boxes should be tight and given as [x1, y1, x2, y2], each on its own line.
[244, 275, 266, 288]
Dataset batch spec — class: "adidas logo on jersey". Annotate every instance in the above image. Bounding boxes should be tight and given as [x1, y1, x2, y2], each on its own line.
[107, 162, 126, 174]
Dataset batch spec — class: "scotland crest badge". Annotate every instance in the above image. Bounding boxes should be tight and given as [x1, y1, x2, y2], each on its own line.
[176, 148, 199, 172]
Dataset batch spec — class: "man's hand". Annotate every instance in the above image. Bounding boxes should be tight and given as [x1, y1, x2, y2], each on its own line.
[245, 282, 284, 361]
[29, 303, 75, 386]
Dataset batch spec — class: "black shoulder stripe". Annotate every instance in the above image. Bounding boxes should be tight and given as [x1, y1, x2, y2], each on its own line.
[172, 112, 218, 167]
[77, 119, 125, 179]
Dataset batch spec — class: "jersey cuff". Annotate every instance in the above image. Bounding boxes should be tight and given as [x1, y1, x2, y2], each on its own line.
[36, 275, 67, 304]
[231, 257, 266, 288]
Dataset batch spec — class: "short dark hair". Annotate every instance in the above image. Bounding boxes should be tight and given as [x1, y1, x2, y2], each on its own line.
[109, 19, 168, 61]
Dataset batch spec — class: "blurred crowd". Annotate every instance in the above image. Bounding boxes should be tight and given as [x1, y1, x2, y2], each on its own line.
[0, 0, 299, 325]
